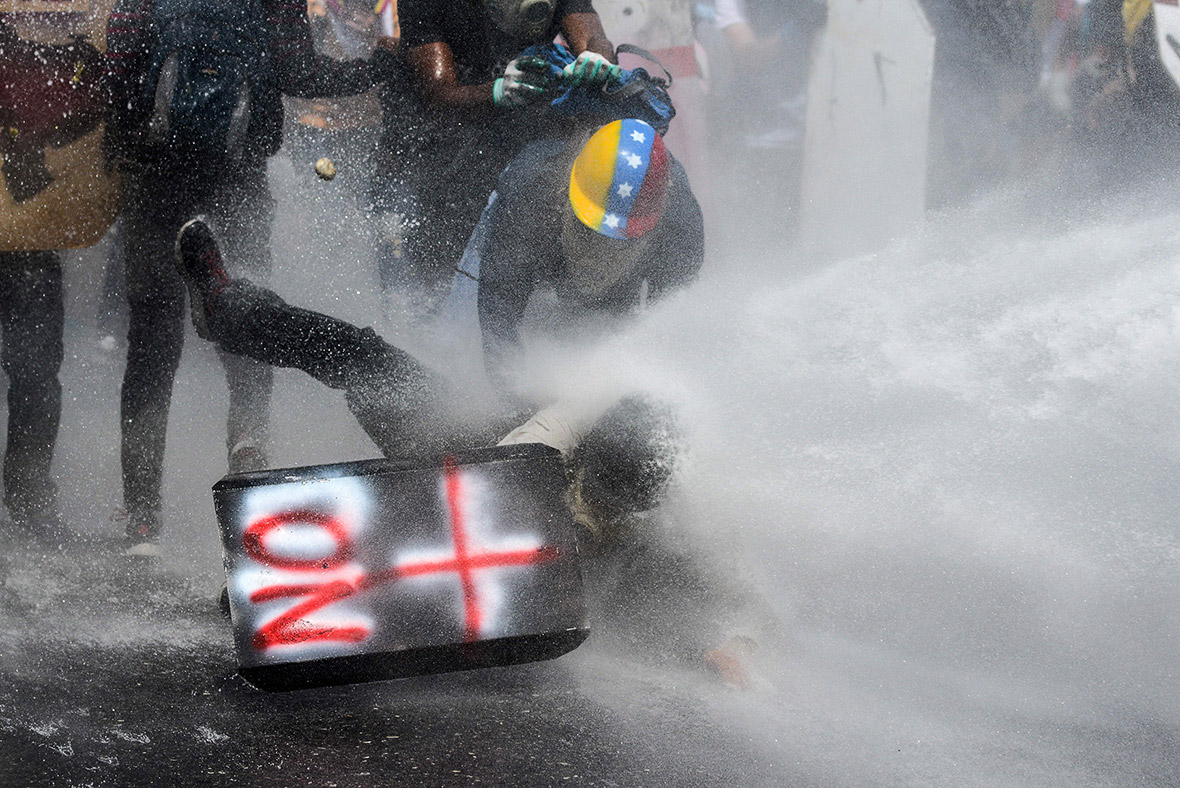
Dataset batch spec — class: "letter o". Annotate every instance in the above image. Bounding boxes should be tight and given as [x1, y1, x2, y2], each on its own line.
[242, 509, 354, 571]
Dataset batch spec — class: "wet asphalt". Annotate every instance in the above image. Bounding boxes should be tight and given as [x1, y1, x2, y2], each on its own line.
[0, 532, 794, 788]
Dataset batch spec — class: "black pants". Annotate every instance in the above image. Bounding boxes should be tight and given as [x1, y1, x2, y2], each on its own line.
[203, 277, 678, 521]
[0, 251, 63, 520]
[204, 278, 492, 458]
[121, 163, 274, 523]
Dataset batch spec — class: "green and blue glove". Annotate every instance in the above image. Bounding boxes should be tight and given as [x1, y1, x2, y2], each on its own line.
[492, 56, 554, 107]
[561, 51, 621, 87]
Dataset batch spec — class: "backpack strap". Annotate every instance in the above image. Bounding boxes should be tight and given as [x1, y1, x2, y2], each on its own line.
[614, 43, 673, 87]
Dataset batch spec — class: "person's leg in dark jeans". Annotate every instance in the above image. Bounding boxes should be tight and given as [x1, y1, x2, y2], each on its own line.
[177, 219, 461, 458]
[119, 174, 193, 541]
[207, 278, 455, 459]
[0, 251, 64, 530]
[208, 165, 275, 472]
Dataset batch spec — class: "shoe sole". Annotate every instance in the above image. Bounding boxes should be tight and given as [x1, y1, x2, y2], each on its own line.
[175, 217, 214, 340]
[125, 541, 161, 558]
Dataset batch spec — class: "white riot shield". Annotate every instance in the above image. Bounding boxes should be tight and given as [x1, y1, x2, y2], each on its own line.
[799, 0, 934, 258]
[1150, 0, 1180, 90]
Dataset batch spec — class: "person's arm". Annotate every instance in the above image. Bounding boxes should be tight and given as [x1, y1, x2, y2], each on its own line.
[559, 11, 615, 61]
[408, 41, 554, 109]
[265, 0, 398, 98]
[407, 41, 496, 110]
[478, 238, 538, 393]
[646, 162, 705, 301]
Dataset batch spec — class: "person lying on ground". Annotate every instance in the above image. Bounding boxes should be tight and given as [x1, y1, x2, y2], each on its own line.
[174, 209, 767, 687]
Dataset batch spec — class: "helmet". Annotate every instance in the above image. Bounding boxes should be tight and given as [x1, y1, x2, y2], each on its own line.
[484, 0, 556, 39]
[568, 119, 670, 240]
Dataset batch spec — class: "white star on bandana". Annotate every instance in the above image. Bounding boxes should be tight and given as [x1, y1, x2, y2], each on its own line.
[617, 182, 633, 198]
[630, 130, 646, 143]
[604, 214, 621, 229]
[623, 152, 643, 169]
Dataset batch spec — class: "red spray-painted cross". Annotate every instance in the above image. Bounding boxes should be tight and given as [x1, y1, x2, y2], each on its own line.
[245, 456, 559, 650]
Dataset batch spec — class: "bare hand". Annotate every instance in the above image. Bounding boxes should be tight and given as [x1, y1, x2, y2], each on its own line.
[702, 635, 757, 690]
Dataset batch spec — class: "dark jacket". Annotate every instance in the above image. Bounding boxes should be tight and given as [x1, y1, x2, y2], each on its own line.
[477, 139, 704, 388]
[104, 0, 395, 165]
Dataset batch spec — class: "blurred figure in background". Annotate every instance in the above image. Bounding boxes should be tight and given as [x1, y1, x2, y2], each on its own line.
[1, 11, 108, 536]
[104, 0, 400, 553]
[366, 0, 431, 307]
[706, 0, 825, 150]
[286, 0, 385, 205]
[694, 0, 826, 245]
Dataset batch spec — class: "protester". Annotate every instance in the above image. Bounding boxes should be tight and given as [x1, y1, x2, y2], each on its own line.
[393, 0, 616, 299]
[702, 0, 826, 150]
[286, 0, 386, 205]
[0, 13, 106, 536]
[366, 0, 432, 304]
[692, 0, 825, 245]
[104, 0, 401, 553]
[465, 119, 703, 391]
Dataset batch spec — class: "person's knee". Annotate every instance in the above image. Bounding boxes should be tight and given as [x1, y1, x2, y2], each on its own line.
[343, 338, 454, 458]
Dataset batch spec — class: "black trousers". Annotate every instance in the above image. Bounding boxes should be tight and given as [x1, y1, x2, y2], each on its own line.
[0, 251, 63, 520]
[120, 163, 274, 522]
[205, 278, 495, 458]
[203, 278, 678, 523]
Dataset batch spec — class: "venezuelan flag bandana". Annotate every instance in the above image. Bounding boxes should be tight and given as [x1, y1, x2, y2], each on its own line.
[569, 119, 670, 240]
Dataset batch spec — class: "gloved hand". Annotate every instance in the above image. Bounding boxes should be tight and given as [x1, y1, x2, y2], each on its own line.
[561, 50, 621, 87]
[497, 400, 590, 456]
[492, 56, 552, 107]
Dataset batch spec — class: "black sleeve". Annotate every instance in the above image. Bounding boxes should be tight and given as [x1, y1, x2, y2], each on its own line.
[477, 200, 541, 393]
[557, 0, 597, 17]
[646, 159, 705, 301]
[265, 0, 394, 98]
[397, 0, 446, 49]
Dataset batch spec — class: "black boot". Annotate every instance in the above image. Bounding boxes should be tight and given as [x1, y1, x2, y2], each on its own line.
[174, 217, 231, 340]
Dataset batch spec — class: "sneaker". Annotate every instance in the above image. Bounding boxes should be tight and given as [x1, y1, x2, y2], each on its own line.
[174, 217, 230, 340]
[118, 507, 161, 557]
[228, 436, 268, 474]
[10, 502, 67, 544]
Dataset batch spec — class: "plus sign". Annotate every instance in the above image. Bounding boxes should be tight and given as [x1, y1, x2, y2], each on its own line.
[395, 456, 559, 642]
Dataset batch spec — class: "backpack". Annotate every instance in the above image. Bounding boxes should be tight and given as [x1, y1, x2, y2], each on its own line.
[519, 42, 677, 136]
[141, 0, 277, 163]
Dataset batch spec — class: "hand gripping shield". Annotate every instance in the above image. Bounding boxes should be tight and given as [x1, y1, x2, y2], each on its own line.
[213, 444, 588, 691]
